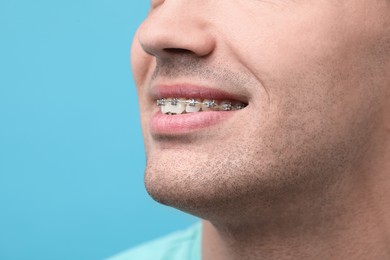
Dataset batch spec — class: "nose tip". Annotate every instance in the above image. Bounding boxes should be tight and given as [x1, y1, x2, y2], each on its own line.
[137, 4, 215, 59]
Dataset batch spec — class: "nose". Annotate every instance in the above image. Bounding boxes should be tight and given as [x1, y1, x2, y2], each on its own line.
[137, 1, 216, 60]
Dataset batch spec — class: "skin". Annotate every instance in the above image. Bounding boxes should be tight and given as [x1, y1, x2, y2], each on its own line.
[131, 0, 390, 259]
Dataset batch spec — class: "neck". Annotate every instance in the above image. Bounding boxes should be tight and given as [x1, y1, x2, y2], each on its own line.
[202, 148, 390, 260]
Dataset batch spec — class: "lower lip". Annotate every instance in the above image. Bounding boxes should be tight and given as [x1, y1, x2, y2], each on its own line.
[150, 110, 236, 135]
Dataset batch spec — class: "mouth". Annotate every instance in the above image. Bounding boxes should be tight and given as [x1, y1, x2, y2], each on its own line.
[157, 98, 247, 115]
[149, 84, 249, 135]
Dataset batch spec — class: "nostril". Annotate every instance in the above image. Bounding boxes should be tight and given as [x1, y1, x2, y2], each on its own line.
[163, 48, 193, 55]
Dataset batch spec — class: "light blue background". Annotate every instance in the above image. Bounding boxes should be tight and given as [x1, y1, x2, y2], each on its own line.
[0, 1, 197, 259]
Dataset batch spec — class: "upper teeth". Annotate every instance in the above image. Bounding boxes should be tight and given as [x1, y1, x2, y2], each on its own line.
[157, 98, 247, 115]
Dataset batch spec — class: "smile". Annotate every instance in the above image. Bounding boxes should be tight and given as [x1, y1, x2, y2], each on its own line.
[157, 98, 247, 115]
[149, 84, 248, 134]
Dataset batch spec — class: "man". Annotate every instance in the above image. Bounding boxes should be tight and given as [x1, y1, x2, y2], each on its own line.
[112, 0, 390, 259]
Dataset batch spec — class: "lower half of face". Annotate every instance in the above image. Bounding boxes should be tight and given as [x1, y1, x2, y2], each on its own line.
[134, 0, 390, 221]
[143, 76, 384, 221]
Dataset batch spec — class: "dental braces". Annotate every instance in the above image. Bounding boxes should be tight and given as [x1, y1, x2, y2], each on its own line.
[156, 98, 247, 112]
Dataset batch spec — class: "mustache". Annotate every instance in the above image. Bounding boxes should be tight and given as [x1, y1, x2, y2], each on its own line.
[151, 55, 251, 87]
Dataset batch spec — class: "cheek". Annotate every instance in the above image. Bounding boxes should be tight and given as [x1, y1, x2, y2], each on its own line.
[130, 31, 156, 153]
[131, 31, 154, 91]
[219, 2, 349, 92]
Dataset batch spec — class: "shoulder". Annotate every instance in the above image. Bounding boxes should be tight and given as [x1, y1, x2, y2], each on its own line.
[106, 222, 202, 260]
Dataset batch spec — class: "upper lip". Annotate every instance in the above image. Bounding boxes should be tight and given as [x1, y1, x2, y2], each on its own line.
[150, 83, 248, 103]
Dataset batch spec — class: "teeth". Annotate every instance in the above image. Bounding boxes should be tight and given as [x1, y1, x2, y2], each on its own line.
[188, 99, 198, 107]
[162, 98, 186, 115]
[185, 99, 201, 113]
[156, 98, 166, 106]
[201, 99, 216, 111]
[161, 102, 170, 114]
[220, 100, 232, 111]
[233, 103, 245, 110]
[157, 98, 247, 115]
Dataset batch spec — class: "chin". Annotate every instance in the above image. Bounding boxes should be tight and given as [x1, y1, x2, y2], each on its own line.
[142, 148, 281, 219]
[144, 162, 217, 213]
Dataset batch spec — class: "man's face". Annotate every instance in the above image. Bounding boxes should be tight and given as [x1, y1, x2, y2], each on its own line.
[131, 1, 390, 218]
